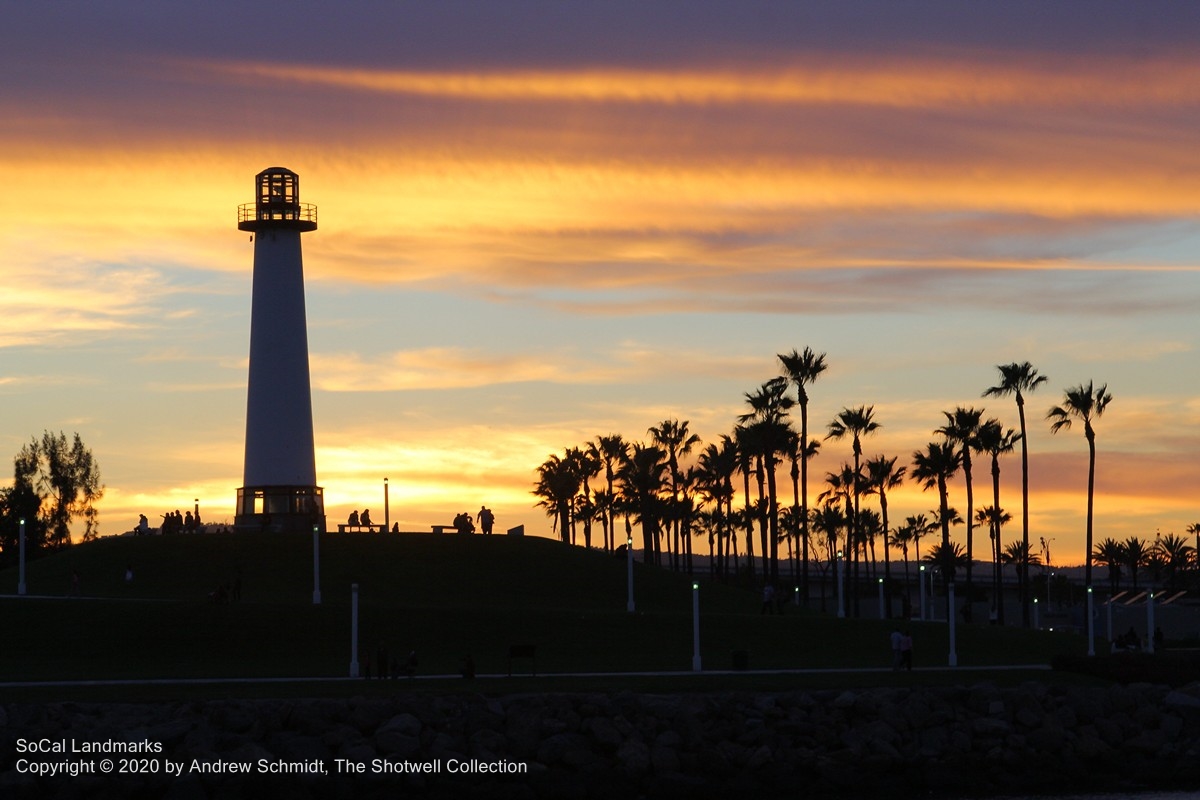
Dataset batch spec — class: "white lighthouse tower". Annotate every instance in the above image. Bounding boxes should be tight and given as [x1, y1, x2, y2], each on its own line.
[234, 167, 325, 534]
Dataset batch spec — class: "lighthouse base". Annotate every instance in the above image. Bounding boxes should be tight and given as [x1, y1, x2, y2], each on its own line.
[235, 485, 326, 534]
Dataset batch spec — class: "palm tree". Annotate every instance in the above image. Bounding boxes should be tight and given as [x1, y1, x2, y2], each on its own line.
[912, 441, 962, 614]
[1092, 537, 1125, 596]
[593, 434, 629, 551]
[827, 406, 880, 616]
[975, 418, 1020, 624]
[533, 453, 581, 543]
[697, 436, 737, 579]
[1001, 540, 1041, 591]
[567, 446, 600, 548]
[739, 378, 795, 585]
[984, 361, 1047, 627]
[1188, 523, 1200, 572]
[779, 347, 829, 606]
[1047, 380, 1113, 589]
[1122, 536, 1149, 591]
[733, 424, 760, 580]
[616, 443, 669, 564]
[975, 504, 1011, 622]
[810, 502, 844, 612]
[1153, 533, 1194, 592]
[938, 407, 985, 619]
[864, 454, 905, 617]
[648, 419, 702, 571]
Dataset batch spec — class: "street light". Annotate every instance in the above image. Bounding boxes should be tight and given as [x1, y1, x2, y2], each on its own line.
[384, 477, 390, 533]
[878, 577, 885, 620]
[18, 517, 27, 596]
[836, 550, 845, 619]
[691, 582, 701, 672]
[626, 534, 635, 612]
[312, 524, 322, 605]
[1086, 586, 1095, 656]
[919, 564, 926, 621]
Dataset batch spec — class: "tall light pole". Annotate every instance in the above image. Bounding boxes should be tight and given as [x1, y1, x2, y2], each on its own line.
[1146, 591, 1156, 654]
[919, 564, 926, 621]
[948, 582, 958, 667]
[626, 535, 635, 612]
[384, 477, 390, 533]
[836, 550, 845, 618]
[878, 577, 885, 620]
[350, 583, 360, 677]
[312, 524, 322, 605]
[1086, 586, 1095, 656]
[691, 582, 701, 672]
[18, 517, 27, 596]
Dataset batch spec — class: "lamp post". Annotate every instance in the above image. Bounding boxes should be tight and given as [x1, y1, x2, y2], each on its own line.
[312, 524, 322, 605]
[18, 517, 27, 596]
[919, 564, 926, 621]
[1033, 597, 1039, 630]
[626, 535, 635, 613]
[878, 577, 885, 620]
[1106, 592, 1114, 647]
[1086, 586, 1095, 656]
[1146, 591, 1156, 654]
[836, 550, 845, 619]
[350, 583, 360, 677]
[948, 582, 958, 667]
[691, 582, 701, 672]
[383, 477, 390, 533]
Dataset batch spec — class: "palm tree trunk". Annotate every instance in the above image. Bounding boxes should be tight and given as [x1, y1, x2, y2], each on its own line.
[1018, 395, 1031, 627]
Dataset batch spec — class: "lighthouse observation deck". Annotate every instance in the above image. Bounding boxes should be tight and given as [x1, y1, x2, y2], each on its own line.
[237, 167, 318, 232]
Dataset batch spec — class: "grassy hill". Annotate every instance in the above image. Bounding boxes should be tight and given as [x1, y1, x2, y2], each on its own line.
[0, 532, 1087, 686]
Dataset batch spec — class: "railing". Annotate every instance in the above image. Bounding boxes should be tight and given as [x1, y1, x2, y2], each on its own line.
[238, 202, 318, 226]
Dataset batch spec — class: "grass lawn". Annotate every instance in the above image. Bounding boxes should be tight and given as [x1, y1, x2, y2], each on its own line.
[0, 533, 1091, 698]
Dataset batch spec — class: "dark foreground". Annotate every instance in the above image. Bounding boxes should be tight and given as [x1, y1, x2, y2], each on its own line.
[3, 682, 1199, 799]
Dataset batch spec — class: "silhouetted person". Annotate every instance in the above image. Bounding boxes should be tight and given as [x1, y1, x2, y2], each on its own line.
[348, 510, 360, 527]
[479, 506, 495, 535]
[361, 509, 372, 527]
[900, 631, 913, 670]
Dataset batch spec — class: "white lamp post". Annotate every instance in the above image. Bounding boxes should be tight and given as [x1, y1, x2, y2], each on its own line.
[18, 517, 27, 596]
[350, 583, 360, 677]
[878, 577, 885, 620]
[1086, 586, 1095, 656]
[836, 550, 845, 619]
[312, 524, 322, 605]
[948, 582, 958, 667]
[626, 535, 635, 612]
[383, 477, 389, 533]
[1146, 591, 1155, 654]
[691, 582, 701, 672]
[919, 564, 926, 621]
[1033, 597, 1039, 630]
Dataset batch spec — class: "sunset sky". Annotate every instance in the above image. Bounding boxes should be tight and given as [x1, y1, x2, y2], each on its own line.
[2, 2, 1198, 567]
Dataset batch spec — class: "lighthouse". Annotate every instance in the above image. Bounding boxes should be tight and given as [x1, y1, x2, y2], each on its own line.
[234, 167, 325, 534]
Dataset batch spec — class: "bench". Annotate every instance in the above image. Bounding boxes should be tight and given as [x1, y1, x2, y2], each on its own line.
[431, 524, 463, 534]
[337, 524, 387, 533]
[507, 644, 537, 677]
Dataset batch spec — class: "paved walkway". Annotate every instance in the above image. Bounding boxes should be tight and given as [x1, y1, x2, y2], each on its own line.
[0, 663, 1050, 689]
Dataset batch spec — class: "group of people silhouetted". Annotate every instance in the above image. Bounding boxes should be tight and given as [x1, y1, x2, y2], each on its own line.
[158, 509, 201, 534]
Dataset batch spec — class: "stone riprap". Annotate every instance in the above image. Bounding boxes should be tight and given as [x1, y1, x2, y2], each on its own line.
[2, 682, 1199, 799]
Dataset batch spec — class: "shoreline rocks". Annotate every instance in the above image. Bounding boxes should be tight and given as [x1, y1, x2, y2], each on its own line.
[2, 682, 1198, 798]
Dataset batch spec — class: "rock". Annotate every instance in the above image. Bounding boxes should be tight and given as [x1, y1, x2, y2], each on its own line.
[615, 739, 650, 773]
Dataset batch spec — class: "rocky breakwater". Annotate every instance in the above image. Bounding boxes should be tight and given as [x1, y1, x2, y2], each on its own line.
[3, 682, 1200, 799]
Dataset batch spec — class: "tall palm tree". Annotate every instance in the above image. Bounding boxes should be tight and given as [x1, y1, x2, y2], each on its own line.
[1122, 536, 1149, 591]
[593, 434, 629, 551]
[1047, 380, 1113, 589]
[810, 502, 845, 612]
[937, 407, 985, 619]
[1001, 541, 1041, 588]
[1188, 523, 1200, 572]
[697, 436, 737, 579]
[975, 418, 1020, 624]
[648, 419, 702, 571]
[1153, 533, 1193, 592]
[864, 454, 905, 617]
[827, 406, 880, 616]
[533, 453, 581, 544]
[984, 361, 1047, 626]
[739, 378, 795, 585]
[1092, 537, 1125, 596]
[617, 443, 669, 564]
[975, 504, 1011, 622]
[779, 347, 829, 606]
[733, 424, 760, 580]
[567, 446, 601, 548]
[912, 441, 962, 613]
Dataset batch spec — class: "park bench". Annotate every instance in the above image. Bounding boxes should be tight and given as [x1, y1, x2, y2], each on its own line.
[507, 644, 537, 677]
[336, 524, 387, 533]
